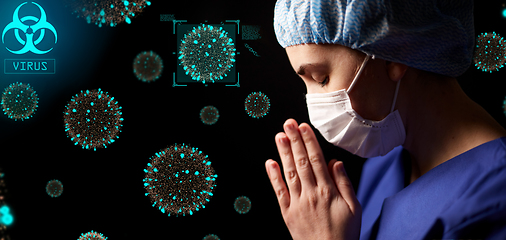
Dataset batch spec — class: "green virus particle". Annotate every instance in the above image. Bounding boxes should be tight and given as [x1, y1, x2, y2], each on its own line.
[203, 234, 220, 240]
[1, 82, 38, 121]
[178, 24, 236, 84]
[234, 195, 252, 214]
[200, 105, 219, 125]
[77, 230, 108, 240]
[473, 32, 506, 73]
[0, 205, 13, 226]
[244, 91, 270, 119]
[66, 0, 151, 27]
[46, 179, 63, 198]
[133, 50, 163, 82]
[143, 143, 218, 217]
[63, 89, 124, 151]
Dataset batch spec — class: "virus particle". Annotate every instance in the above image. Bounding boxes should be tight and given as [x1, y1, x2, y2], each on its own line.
[242, 25, 262, 40]
[473, 32, 506, 73]
[200, 105, 219, 125]
[66, 0, 151, 27]
[63, 89, 123, 151]
[0, 205, 13, 226]
[143, 143, 218, 217]
[503, 96, 506, 118]
[1, 82, 38, 121]
[46, 179, 63, 198]
[133, 51, 163, 82]
[244, 91, 270, 119]
[203, 234, 220, 240]
[234, 195, 252, 214]
[178, 24, 236, 84]
[77, 230, 108, 240]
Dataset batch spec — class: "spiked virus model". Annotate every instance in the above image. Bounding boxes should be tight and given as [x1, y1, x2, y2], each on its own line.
[234, 195, 252, 214]
[143, 143, 218, 217]
[77, 230, 108, 240]
[473, 32, 506, 73]
[46, 179, 63, 198]
[133, 50, 163, 82]
[178, 24, 236, 84]
[200, 105, 219, 125]
[63, 89, 123, 151]
[1, 82, 38, 121]
[203, 234, 220, 240]
[66, 0, 151, 27]
[244, 91, 270, 119]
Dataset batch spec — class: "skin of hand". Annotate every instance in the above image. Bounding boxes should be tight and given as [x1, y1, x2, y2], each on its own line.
[265, 118, 362, 240]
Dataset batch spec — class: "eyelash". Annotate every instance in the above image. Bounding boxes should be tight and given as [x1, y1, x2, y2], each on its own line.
[318, 76, 329, 87]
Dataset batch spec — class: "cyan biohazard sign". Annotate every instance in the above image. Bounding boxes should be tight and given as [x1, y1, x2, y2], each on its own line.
[2, 2, 57, 54]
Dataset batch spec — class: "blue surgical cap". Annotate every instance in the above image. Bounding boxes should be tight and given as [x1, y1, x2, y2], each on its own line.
[274, 0, 475, 77]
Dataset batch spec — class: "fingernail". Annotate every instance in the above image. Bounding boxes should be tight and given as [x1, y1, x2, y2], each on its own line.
[286, 124, 293, 130]
[300, 125, 307, 134]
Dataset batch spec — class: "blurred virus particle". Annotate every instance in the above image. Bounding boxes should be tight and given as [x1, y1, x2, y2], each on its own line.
[133, 50, 163, 82]
[503, 8, 506, 18]
[66, 0, 151, 27]
[241, 25, 262, 40]
[200, 105, 219, 125]
[203, 234, 220, 240]
[0, 205, 13, 226]
[77, 230, 108, 240]
[503, 96, 506, 118]
[244, 91, 270, 119]
[63, 89, 124, 151]
[143, 143, 218, 217]
[178, 24, 236, 84]
[473, 32, 506, 73]
[234, 195, 252, 214]
[45, 179, 63, 198]
[1, 82, 38, 121]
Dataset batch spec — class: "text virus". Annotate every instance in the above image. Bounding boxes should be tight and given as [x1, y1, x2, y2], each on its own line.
[244, 91, 270, 119]
[63, 89, 123, 151]
[143, 143, 218, 217]
[200, 105, 219, 125]
[234, 195, 252, 214]
[77, 230, 108, 240]
[473, 32, 506, 73]
[1, 82, 38, 121]
[46, 179, 63, 198]
[67, 0, 151, 27]
[178, 24, 236, 84]
[133, 50, 163, 82]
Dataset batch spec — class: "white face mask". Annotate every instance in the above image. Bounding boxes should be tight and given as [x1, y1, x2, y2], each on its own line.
[305, 55, 405, 158]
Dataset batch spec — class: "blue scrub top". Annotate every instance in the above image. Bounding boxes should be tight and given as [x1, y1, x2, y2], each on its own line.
[357, 137, 506, 240]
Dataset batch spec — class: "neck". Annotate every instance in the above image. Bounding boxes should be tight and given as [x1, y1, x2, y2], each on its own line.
[399, 71, 506, 184]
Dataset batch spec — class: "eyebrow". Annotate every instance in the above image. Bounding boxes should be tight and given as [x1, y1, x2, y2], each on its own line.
[296, 63, 326, 75]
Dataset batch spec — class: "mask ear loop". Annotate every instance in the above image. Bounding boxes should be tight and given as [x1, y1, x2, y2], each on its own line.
[390, 78, 401, 113]
[347, 54, 372, 93]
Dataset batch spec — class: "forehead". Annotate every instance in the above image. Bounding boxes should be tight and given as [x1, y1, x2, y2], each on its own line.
[285, 44, 354, 71]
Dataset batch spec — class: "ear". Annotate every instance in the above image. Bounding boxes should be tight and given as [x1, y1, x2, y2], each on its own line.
[386, 61, 408, 82]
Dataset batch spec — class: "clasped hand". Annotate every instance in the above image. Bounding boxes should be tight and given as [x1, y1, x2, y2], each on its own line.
[265, 119, 362, 240]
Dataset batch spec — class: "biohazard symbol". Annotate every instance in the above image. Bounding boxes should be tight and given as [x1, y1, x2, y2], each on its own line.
[2, 2, 57, 54]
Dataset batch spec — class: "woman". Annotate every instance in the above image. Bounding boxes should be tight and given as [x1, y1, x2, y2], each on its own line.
[265, 0, 506, 239]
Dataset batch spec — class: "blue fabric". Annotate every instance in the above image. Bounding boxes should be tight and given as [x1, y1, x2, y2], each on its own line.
[357, 137, 506, 240]
[273, 0, 475, 77]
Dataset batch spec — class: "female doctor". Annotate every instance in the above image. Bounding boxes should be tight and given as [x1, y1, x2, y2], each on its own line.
[265, 0, 506, 239]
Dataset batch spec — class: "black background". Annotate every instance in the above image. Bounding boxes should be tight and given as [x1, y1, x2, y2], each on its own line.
[0, 0, 505, 239]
